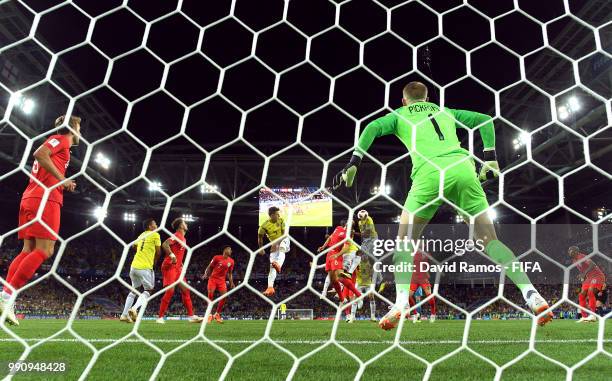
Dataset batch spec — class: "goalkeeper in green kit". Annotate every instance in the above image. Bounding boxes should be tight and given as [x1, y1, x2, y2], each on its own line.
[333, 82, 553, 331]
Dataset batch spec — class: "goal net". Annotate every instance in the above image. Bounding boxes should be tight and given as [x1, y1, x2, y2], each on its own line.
[0, 0, 609, 380]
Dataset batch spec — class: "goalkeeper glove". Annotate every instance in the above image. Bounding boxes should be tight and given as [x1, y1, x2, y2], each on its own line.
[378, 282, 386, 293]
[332, 154, 361, 190]
[479, 149, 499, 181]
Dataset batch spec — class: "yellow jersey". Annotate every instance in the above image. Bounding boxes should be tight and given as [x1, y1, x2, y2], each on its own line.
[356, 260, 373, 286]
[280, 303, 287, 313]
[258, 217, 285, 242]
[358, 216, 377, 238]
[131, 231, 161, 270]
[344, 240, 359, 253]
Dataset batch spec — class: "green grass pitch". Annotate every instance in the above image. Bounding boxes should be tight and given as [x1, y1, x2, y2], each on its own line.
[0, 319, 609, 380]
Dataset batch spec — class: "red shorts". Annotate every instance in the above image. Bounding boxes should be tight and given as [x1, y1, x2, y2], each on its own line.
[208, 277, 227, 293]
[325, 254, 343, 272]
[18, 198, 61, 241]
[161, 263, 184, 287]
[410, 282, 431, 292]
[582, 275, 605, 291]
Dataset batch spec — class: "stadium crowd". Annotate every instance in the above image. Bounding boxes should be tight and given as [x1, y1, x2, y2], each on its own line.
[1, 225, 608, 320]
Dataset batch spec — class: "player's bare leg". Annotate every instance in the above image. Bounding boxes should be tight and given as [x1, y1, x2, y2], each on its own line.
[129, 287, 152, 322]
[474, 213, 552, 326]
[1, 238, 54, 326]
[380, 211, 428, 331]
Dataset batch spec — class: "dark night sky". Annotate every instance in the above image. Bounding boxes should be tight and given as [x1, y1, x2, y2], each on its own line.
[0, 0, 610, 238]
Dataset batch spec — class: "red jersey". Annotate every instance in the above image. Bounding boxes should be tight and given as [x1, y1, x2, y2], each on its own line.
[326, 226, 347, 257]
[162, 231, 186, 266]
[209, 255, 234, 280]
[411, 251, 430, 284]
[572, 253, 605, 279]
[22, 134, 72, 205]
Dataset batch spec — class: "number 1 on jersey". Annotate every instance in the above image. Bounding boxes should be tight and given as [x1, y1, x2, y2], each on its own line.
[428, 114, 445, 141]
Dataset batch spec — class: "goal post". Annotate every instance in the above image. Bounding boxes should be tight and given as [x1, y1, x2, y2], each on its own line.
[277, 309, 314, 320]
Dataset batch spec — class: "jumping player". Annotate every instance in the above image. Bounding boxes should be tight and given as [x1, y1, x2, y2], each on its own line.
[319, 221, 362, 317]
[156, 218, 203, 324]
[121, 218, 161, 323]
[569, 246, 606, 323]
[258, 206, 290, 296]
[333, 81, 553, 330]
[357, 210, 378, 257]
[202, 245, 235, 323]
[1, 115, 81, 326]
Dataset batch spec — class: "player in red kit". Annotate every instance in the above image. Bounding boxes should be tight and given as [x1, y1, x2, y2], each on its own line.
[317, 220, 361, 312]
[408, 251, 436, 323]
[569, 246, 606, 323]
[1, 115, 81, 326]
[155, 218, 204, 324]
[202, 245, 235, 323]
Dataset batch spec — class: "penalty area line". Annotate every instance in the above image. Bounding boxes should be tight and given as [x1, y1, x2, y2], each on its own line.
[0, 338, 608, 345]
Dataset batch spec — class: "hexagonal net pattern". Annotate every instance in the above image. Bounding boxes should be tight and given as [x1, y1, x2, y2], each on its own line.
[0, 0, 610, 380]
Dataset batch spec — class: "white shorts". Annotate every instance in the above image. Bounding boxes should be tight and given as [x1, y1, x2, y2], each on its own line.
[278, 237, 290, 253]
[343, 251, 357, 271]
[270, 251, 286, 268]
[130, 267, 155, 290]
[361, 238, 376, 257]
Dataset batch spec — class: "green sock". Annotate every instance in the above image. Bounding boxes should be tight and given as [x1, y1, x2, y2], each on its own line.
[393, 248, 414, 306]
[485, 240, 532, 292]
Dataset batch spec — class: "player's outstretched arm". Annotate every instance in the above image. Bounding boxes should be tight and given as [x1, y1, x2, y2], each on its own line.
[333, 112, 398, 189]
[228, 271, 235, 289]
[202, 263, 212, 279]
[317, 235, 331, 252]
[450, 109, 499, 181]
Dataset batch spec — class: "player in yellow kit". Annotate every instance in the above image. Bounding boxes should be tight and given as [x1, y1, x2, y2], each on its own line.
[352, 257, 381, 321]
[120, 218, 161, 323]
[258, 206, 290, 296]
[357, 210, 377, 257]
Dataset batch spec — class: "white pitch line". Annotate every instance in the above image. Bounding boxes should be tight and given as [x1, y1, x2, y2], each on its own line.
[0, 338, 608, 345]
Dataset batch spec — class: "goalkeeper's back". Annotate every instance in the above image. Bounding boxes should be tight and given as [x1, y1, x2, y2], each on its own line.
[354, 82, 496, 178]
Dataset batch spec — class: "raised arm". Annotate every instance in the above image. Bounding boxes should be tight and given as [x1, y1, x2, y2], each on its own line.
[333, 111, 398, 189]
[450, 109, 498, 181]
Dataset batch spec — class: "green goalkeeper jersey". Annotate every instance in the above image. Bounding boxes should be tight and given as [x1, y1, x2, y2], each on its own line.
[353, 102, 495, 178]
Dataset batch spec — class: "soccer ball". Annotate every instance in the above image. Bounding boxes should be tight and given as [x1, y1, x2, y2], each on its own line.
[357, 210, 368, 220]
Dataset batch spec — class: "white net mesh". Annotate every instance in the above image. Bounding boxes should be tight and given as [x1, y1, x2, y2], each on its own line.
[0, 0, 610, 380]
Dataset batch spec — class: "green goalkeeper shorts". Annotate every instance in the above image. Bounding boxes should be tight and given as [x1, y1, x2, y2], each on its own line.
[404, 154, 489, 220]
